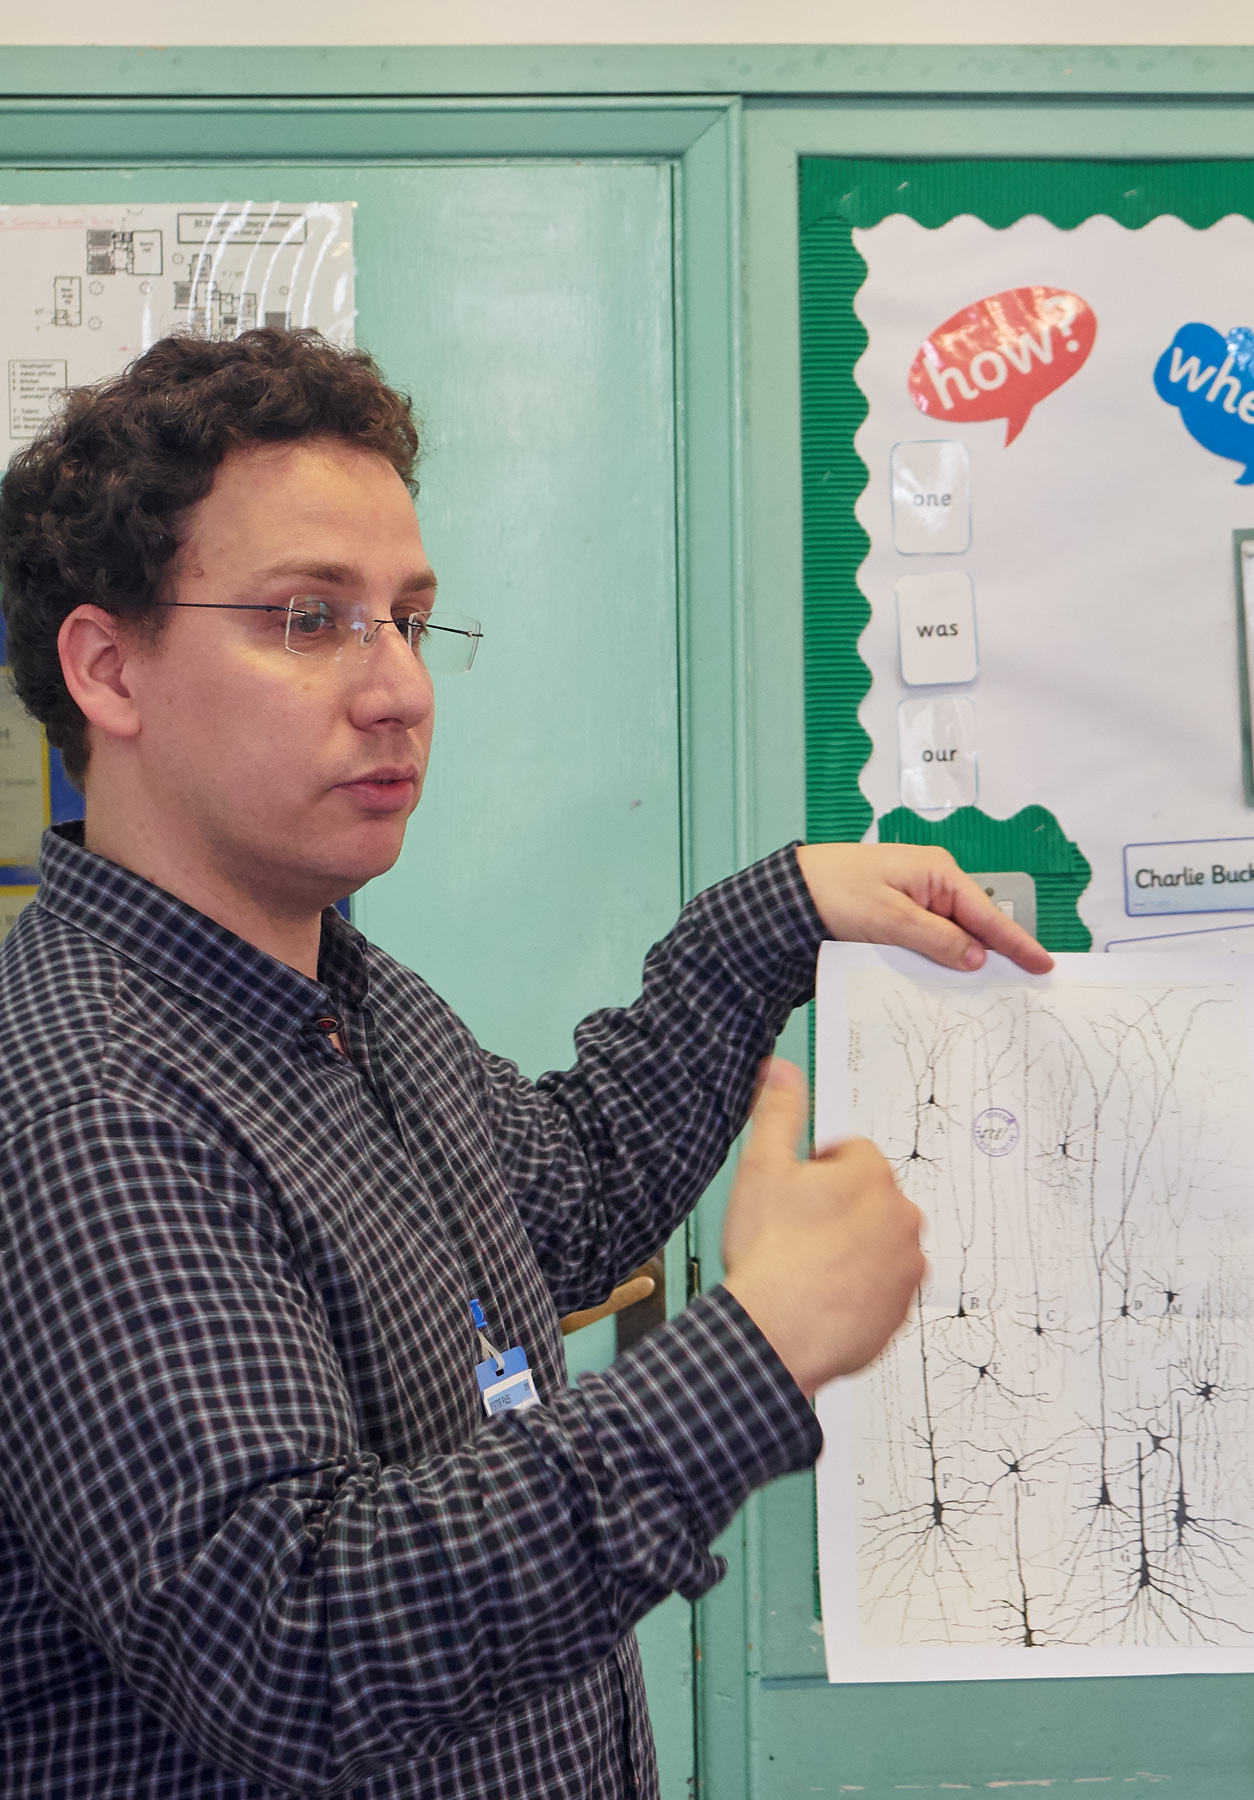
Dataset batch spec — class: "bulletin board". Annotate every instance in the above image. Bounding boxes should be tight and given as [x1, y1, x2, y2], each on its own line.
[802, 159, 1254, 957]
[799, 154, 1254, 1778]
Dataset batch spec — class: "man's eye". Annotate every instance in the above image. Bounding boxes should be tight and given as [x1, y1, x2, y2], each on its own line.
[290, 604, 334, 635]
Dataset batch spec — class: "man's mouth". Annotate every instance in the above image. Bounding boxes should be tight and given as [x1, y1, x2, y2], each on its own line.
[338, 768, 419, 811]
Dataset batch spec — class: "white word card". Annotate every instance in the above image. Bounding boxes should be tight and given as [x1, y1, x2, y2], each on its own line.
[895, 571, 978, 685]
[889, 439, 971, 554]
[897, 694, 977, 812]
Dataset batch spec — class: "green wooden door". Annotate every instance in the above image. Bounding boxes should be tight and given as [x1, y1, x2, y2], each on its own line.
[0, 155, 695, 1795]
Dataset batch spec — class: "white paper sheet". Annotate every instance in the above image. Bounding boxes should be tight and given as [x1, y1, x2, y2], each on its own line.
[0, 201, 354, 461]
[815, 941, 1254, 1682]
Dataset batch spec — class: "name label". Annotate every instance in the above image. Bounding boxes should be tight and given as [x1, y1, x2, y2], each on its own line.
[1124, 836, 1254, 916]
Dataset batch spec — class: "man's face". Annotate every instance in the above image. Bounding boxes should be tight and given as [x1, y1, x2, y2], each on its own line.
[118, 435, 437, 914]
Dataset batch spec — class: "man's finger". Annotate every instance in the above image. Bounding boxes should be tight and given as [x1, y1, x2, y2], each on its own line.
[873, 890, 984, 971]
[949, 880, 1054, 973]
[888, 874, 1054, 975]
[744, 1057, 808, 1163]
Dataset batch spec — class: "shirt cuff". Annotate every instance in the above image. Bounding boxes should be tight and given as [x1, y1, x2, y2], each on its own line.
[689, 843, 829, 1020]
[595, 1285, 822, 1549]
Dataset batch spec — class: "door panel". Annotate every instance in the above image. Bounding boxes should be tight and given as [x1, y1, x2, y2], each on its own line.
[353, 163, 681, 1072]
[0, 158, 692, 1794]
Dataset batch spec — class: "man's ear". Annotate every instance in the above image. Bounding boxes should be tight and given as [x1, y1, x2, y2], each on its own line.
[57, 605, 142, 746]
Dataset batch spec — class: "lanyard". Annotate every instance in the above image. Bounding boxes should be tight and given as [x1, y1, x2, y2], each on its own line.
[470, 1296, 506, 1372]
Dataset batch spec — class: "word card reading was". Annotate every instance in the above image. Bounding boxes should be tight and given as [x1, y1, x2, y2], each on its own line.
[896, 571, 978, 685]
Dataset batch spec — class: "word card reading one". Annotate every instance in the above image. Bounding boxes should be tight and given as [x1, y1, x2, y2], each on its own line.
[889, 439, 971, 555]
[896, 571, 978, 685]
[898, 694, 977, 813]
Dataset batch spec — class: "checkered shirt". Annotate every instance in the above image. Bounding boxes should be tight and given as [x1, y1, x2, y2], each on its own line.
[0, 825, 825, 1799]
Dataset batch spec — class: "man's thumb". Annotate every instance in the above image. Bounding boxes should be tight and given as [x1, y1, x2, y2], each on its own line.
[746, 1058, 808, 1162]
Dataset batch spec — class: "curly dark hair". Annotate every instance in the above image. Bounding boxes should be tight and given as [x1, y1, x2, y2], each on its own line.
[0, 328, 421, 787]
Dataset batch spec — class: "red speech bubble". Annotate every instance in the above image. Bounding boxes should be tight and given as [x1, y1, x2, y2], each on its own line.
[907, 286, 1096, 445]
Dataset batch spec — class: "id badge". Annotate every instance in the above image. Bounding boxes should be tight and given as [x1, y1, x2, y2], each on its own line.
[476, 1345, 541, 1417]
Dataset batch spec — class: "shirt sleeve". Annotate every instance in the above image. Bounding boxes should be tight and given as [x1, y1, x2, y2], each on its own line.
[479, 843, 829, 1315]
[0, 1099, 819, 1795]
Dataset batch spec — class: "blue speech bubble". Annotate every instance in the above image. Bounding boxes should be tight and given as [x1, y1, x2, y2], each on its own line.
[1154, 322, 1254, 484]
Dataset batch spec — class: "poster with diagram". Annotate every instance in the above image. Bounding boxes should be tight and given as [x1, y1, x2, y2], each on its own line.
[0, 201, 354, 461]
[852, 214, 1254, 954]
[0, 201, 354, 899]
[815, 940, 1254, 1683]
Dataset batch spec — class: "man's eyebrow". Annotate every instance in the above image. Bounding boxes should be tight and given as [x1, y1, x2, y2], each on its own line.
[251, 558, 438, 594]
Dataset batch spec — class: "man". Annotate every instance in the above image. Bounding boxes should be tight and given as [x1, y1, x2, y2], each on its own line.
[0, 330, 1050, 1799]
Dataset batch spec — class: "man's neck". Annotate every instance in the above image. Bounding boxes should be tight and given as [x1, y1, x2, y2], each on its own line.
[82, 811, 325, 980]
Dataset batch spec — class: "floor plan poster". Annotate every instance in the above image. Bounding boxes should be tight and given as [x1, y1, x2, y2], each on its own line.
[852, 214, 1254, 953]
[0, 202, 354, 461]
[814, 941, 1254, 1682]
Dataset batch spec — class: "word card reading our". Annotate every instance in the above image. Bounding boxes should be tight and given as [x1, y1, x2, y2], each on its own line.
[897, 694, 978, 813]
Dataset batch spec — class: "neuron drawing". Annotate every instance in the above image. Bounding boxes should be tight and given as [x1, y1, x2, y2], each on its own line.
[845, 970, 1254, 1650]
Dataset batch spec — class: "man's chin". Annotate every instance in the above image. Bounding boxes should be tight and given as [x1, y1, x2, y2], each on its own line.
[322, 822, 410, 902]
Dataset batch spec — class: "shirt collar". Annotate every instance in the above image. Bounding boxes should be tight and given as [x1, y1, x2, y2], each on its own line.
[36, 822, 370, 1042]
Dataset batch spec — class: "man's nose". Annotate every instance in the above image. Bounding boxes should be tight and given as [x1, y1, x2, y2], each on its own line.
[347, 622, 434, 726]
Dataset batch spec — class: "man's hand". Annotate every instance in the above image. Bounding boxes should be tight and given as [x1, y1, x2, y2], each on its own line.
[721, 1060, 926, 1398]
[796, 842, 1053, 974]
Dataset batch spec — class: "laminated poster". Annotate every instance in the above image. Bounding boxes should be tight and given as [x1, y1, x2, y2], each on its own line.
[0, 201, 355, 936]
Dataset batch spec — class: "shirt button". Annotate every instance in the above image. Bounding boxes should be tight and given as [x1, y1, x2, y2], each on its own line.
[313, 1015, 340, 1034]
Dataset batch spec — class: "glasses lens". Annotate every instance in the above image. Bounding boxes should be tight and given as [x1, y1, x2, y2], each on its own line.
[285, 598, 343, 655]
[282, 599, 482, 670]
[414, 612, 483, 674]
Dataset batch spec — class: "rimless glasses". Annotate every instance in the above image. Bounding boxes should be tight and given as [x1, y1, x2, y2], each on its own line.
[155, 596, 482, 673]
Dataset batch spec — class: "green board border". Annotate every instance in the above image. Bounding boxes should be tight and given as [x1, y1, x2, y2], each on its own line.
[798, 156, 1254, 950]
